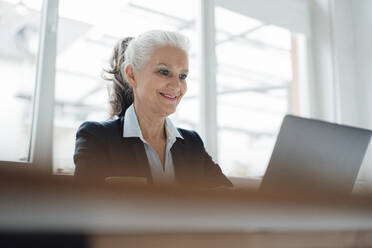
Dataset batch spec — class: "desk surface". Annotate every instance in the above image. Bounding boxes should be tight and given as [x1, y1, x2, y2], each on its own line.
[1, 171, 372, 234]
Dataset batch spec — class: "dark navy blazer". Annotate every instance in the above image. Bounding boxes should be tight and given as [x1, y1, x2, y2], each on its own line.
[73, 116, 232, 188]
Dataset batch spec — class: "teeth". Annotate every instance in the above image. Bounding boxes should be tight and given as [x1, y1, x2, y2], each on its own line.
[161, 93, 177, 99]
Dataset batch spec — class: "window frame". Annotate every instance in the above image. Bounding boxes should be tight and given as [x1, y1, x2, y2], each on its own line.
[0, 0, 58, 171]
[1, 0, 317, 174]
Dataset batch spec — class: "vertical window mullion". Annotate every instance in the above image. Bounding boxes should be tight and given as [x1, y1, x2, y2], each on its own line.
[197, 0, 218, 161]
[29, 0, 59, 172]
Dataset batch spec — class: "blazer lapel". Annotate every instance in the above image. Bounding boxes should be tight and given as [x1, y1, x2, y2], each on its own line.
[118, 116, 153, 184]
[132, 138, 153, 184]
[171, 138, 190, 184]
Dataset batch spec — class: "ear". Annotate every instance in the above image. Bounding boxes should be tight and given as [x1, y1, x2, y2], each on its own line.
[124, 64, 137, 88]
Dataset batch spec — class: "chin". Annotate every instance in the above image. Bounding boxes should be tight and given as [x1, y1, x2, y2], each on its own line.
[161, 105, 177, 116]
[163, 109, 176, 117]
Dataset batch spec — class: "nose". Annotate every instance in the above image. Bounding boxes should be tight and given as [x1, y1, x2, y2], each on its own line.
[168, 75, 181, 89]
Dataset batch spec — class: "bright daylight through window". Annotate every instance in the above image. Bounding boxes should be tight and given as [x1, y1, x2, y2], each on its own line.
[0, 0, 43, 163]
[215, 6, 299, 178]
[0, 0, 302, 178]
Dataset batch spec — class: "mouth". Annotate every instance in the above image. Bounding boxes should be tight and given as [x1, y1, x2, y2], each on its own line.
[159, 92, 178, 101]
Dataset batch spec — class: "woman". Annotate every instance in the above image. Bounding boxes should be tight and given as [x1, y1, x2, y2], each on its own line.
[74, 30, 232, 188]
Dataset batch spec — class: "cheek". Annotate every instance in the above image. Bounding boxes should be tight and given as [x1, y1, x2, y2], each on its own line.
[138, 79, 156, 97]
[177, 82, 187, 105]
[181, 82, 187, 95]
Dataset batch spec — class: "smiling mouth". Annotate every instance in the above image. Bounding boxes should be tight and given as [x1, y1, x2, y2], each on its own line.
[159, 92, 178, 101]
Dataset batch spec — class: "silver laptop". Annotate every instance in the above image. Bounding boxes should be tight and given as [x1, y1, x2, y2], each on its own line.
[260, 115, 372, 193]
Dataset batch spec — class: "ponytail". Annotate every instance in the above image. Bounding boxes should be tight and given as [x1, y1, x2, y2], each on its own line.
[102, 37, 134, 119]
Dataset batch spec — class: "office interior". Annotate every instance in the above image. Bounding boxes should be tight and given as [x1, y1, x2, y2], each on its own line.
[1, 0, 372, 247]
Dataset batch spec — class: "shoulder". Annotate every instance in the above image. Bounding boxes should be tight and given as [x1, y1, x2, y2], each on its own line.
[177, 128, 204, 145]
[76, 118, 123, 140]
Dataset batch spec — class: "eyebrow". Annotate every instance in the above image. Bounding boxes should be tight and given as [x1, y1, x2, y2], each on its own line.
[156, 63, 189, 73]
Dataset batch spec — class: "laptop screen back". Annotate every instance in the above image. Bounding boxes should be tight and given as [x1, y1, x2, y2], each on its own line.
[260, 115, 372, 193]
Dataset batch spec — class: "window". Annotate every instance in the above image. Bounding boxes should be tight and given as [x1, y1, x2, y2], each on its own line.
[0, 0, 43, 163]
[54, 0, 199, 174]
[1, 0, 311, 178]
[214, 6, 302, 177]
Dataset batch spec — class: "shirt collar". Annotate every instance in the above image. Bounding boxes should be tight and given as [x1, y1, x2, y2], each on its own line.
[165, 116, 183, 143]
[123, 104, 144, 142]
[123, 104, 183, 143]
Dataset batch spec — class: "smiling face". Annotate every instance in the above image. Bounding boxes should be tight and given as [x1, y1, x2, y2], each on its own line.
[125, 45, 188, 118]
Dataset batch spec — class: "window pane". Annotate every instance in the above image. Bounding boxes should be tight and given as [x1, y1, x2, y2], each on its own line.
[0, 0, 42, 162]
[54, 0, 199, 174]
[215, 6, 296, 177]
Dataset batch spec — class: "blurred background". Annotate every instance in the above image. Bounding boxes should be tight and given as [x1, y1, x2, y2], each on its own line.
[0, 0, 371, 182]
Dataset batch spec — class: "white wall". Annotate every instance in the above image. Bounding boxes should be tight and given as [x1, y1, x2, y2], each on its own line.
[352, 0, 372, 130]
[308, 0, 371, 129]
[305, 0, 372, 184]
[350, 0, 372, 184]
[308, 0, 339, 122]
[330, 0, 359, 127]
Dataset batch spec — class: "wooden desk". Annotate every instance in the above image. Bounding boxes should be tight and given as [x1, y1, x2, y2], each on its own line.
[0, 171, 372, 247]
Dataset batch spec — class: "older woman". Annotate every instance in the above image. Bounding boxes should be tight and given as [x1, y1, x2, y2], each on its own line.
[74, 30, 232, 188]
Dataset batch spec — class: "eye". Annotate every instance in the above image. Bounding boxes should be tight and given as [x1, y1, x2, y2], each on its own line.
[158, 69, 169, 76]
[179, 74, 188, 80]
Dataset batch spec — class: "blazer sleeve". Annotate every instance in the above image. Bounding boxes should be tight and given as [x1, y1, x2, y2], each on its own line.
[193, 131, 234, 188]
[73, 121, 110, 179]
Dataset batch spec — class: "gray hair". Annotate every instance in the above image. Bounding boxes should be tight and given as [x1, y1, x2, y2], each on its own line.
[103, 30, 190, 120]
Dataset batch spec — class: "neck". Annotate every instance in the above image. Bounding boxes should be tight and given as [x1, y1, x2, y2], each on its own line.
[133, 101, 166, 142]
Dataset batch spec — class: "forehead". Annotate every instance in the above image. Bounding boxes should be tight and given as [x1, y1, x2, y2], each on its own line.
[148, 46, 188, 68]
